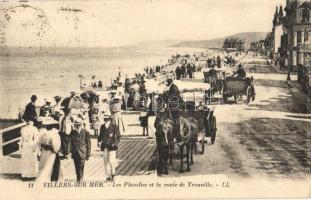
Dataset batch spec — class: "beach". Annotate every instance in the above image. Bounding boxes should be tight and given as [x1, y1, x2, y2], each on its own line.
[0, 46, 204, 118]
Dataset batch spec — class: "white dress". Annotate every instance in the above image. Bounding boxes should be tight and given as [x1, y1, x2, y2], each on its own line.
[82, 102, 90, 132]
[36, 128, 64, 182]
[110, 98, 125, 134]
[20, 124, 39, 178]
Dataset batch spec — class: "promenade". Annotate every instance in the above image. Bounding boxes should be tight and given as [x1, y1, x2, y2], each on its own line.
[0, 52, 310, 182]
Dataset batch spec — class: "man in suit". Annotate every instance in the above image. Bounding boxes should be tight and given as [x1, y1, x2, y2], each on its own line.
[165, 77, 182, 141]
[175, 66, 182, 80]
[22, 95, 38, 123]
[61, 91, 75, 116]
[70, 117, 91, 182]
[98, 114, 121, 182]
[165, 77, 181, 109]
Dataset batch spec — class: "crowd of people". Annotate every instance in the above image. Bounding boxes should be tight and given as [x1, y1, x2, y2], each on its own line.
[20, 88, 125, 183]
[17, 49, 249, 182]
[19, 72, 184, 181]
[144, 65, 164, 78]
[174, 60, 197, 80]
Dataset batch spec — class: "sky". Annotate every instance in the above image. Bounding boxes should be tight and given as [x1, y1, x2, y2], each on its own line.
[1, 0, 286, 47]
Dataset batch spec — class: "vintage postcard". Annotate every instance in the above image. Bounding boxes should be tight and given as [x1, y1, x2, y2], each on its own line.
[0, 0, 310, 199]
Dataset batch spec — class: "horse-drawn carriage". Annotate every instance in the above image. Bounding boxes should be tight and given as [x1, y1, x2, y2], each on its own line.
[155, 80, 217, 174]
[203, 70, 256, 104]
[203, 70, 225, 103]
[222, 76, 256, 104]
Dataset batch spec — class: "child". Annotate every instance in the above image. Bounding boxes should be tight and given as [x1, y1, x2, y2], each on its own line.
[139, 107, 149, 136]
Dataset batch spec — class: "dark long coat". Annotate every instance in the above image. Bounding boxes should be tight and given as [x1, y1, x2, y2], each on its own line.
[98, 122, 121, 150]
[22, 102, 37, 122]
[70, 129, 91, 160]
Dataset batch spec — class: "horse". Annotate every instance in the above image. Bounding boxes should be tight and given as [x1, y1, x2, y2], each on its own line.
[205, 76, 223, 103]
[155, 109, 202, 174]
[154, 111, 175, 175]
[177, 116, 200, 172]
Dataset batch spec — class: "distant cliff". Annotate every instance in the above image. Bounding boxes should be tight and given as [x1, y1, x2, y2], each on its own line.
[173, 32, 268, 49]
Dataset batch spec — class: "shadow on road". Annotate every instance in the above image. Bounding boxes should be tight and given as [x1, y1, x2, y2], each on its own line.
[223, 117, 310, 179]
[250, 79, 309, 114]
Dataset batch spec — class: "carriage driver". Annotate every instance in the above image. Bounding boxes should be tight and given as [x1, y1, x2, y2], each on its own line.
[207, 65, 217, 80]
[232, 64, 246, 78]
[164, 76, 182, 141]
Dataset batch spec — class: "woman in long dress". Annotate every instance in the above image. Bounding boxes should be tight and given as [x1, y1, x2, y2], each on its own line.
[20, 121, 39, 179]
[81, 99, 90, 132]
[147, 94, 158, 139]
[36, 120, 64, 182]
[132, 81, 140, 110]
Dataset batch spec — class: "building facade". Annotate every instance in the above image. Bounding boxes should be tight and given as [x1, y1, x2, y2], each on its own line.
[284, 0, 311, 89]
[272, 6, 285, 55]
[223, 38, 245, 51]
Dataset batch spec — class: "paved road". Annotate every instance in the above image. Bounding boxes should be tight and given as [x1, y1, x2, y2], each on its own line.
[167, 53, 311, 179]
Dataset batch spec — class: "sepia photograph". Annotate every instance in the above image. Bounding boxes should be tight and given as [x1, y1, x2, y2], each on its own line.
[0, 0, 310, 199]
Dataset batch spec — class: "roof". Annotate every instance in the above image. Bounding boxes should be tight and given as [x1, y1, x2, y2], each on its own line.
[225, 37, 245, 42]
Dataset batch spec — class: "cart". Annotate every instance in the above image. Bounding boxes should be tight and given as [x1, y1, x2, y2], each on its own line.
[179, 107, 217, 154]
[222, 76, 256, 104]
[177, 80, 217, 154]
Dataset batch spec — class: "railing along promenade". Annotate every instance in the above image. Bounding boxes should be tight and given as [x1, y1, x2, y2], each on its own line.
[0, 120, 26, 158]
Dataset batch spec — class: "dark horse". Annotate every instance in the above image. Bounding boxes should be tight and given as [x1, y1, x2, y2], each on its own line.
[205, 76, 224, 103]
[155, 111, 174, 175]
[155, 110, 200, 174]
[177, 116, 200, 172]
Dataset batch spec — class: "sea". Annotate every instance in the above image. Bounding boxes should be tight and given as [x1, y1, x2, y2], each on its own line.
[0, 46, 205, 118]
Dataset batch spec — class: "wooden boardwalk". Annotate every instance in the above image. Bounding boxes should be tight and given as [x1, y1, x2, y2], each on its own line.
[0, 137, 157, 181]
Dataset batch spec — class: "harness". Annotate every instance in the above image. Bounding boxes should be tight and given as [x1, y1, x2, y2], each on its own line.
[179, 117, 193, 144]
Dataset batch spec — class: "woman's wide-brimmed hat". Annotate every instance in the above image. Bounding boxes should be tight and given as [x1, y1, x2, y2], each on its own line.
[103, 114, 112, 120]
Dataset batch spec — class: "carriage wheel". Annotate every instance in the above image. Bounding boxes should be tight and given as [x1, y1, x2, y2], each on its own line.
[251, 86, 256, 101]
[251, 93, 256, 101]
[211, 116, 217, 144]
[246, 86, 251, 104]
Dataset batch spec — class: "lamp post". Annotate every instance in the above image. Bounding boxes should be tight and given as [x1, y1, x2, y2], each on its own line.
[286, 50, 291, 80]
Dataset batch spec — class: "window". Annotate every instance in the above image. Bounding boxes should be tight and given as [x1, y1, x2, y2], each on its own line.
[297, 31, 302, 44]
[297, 9, 303, 23]
[305, 30, 309, 42]
[303, 8, 310, 23]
